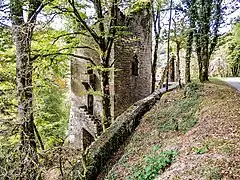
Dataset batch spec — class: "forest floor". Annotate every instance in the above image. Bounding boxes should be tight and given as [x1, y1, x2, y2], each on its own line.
[104, 79, 240, 180]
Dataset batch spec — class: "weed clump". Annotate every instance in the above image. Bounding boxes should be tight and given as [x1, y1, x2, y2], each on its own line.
[184, 82, 203, 98]
[133, 150, 178, 180]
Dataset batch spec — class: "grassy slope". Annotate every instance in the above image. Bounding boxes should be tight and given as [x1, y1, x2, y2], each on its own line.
[105, 80, 240, 180]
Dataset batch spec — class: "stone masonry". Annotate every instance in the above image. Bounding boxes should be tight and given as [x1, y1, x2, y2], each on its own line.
[68, 6, 152, 149]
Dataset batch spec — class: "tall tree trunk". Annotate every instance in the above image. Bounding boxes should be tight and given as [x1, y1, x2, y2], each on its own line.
[169, 55, 175, 82]
[12, 23, 38, 179]
[152, 35, 159, 93]
[176, 42, 181, 86]
[202, 47, 209, 81]
[101, 56, 111, 131]
[10, 0, 42, 177]
[185, 26, 194, 83]
[197, 54, 204, 82]
[185, 0, 197, 83]
[166, 0, 173, 91]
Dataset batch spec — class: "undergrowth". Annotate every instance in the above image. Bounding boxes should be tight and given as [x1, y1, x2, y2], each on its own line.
[105, 82, 203, 180]
[156, 82, 202, 133]
[106, 80, 240, 179]
[133, 149, 178, 180]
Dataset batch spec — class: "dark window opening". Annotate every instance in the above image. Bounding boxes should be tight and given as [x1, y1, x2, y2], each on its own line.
[132, 54, 139, 76]
[89, 74, 96, 90]
[82, 82, 90, 91]
[82, 128, 94, 150]
[87, 68, 93, 74]
[87, 94, 94, 115]
[86, 65, 93, 74]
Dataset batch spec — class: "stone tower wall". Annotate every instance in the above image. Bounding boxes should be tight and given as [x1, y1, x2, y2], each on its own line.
[68, 7, 152, 149]
[113, 8, 152, 117]
[68, 47, 102, 149]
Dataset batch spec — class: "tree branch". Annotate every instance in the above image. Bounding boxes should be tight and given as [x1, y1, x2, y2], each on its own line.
[68, 0, 100, 45]
[32, 52, 97, 66]
[52, 32, 90, 45]
[34, 123, 44, 150]
[106, 0, 118, 59]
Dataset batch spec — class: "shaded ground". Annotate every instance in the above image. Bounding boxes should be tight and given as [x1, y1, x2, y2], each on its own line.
[105, 80, 240, 180]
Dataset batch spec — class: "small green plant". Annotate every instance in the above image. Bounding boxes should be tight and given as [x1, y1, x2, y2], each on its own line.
[184, 82, 203, 98]
[133, 150, 178, 180]
[193, 145, 209, 154]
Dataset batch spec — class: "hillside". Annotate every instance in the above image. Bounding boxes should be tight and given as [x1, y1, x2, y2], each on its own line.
[105, 80, 240, 180]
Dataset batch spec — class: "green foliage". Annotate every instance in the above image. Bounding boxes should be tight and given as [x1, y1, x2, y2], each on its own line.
[0, 27, 12, 51]
[184, 82, 203, 98]
[226, 23, 240, 76]
[35, 86, 69, 148]
[0, 26, 70, 151]
[127, 0, 151, 15]
[133, 150, 178, 180]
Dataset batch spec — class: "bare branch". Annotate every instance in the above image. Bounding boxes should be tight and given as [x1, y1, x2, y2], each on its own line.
[68, 0, 100, 45]
[33, 52, 97, 66]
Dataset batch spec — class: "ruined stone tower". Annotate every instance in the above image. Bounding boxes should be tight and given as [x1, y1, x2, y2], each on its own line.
[68, 7, 152, 150]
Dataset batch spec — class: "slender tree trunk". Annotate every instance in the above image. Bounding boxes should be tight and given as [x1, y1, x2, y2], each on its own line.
[10, 0, 42, 177]
[152, 4, 161, 93]
[101, 56, 111, 131]
[169, 55, 175, 82]
[152, 35, 159, 93]
[198, 55, 204, 82]
[166, 0, 173, 91]
[176, 43, 181, 86]
[185, 27, 194, 83]
[185, 0, 197, 83]
[12, 23, 38, 179]
[202, 49, 209, 81]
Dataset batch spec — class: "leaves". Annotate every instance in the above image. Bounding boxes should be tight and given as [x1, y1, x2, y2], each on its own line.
[134, 150, 178, 180]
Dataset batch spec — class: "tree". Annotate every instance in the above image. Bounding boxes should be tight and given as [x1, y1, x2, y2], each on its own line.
[227, 23, 240, 76]
[166, 0, 173, 91]
[10, 0, 44, 178]
[65, 0, 119, 131]
[171, 14, 186, 85]
[194, 0, 223, 82]
[152, 0, 167, 92]
[183, 0, 197, 83]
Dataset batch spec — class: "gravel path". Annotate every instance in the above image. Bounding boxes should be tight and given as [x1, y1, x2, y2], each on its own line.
[220, 77, 240, 91]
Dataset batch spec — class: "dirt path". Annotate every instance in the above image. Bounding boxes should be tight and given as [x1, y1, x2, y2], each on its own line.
[220, 77, 240, 91]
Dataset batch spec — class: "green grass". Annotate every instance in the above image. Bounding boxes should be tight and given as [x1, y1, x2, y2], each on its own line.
[156, 82, 202, 133]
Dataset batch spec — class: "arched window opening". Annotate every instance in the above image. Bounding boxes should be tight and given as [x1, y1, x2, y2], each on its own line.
[132, 54, 139, 76]
[87, 94, 94, 115]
